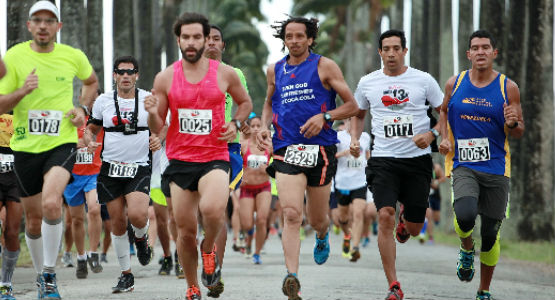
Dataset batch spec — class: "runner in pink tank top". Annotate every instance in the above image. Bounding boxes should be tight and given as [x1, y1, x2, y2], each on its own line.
[144, 12, 252, 300]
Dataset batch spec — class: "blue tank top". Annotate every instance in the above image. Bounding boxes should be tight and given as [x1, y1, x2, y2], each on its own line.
[271, 53, 338, 151]
[445, 70, 511, 177]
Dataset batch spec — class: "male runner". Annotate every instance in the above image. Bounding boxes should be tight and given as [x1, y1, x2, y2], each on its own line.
[0, 1, 98, 299]
[439, 30, 524, 300]
[145, 12, 252, 300]
[350, 29, 443, 300]
[257, 16, 358, 300]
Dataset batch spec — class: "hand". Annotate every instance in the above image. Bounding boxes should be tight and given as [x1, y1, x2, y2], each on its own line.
[87, 141, 101, 153]
[439, 139, 452, 155]
[77, 138, 86, 149]
[335, 149, 350, 158]
[218, 122, 237, 142]
[149, 135, 161, 151]
[240, 122, 251, 135]
[503, 103, 518, 128]
[256, 129, 272, 151]
[299, 113, 325, 139]
[22, 68, 38, 95]
[66, 107, 86, 128]
[412, 131, 434, 149]
[144, 89, 159, 114]
[349, 140, 361, 157]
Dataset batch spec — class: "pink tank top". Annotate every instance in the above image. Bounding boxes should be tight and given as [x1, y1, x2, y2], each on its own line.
[166, 59, 229, 162]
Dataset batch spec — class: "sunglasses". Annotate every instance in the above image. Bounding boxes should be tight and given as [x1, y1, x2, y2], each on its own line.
[114, 69, 137, 75]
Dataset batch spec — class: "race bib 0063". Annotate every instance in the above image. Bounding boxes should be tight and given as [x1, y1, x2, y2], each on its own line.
[178, 109, 212, 135]
[457, 137, 491, 162]
[284, 144, 319, 168]
[108, 161, 138, 178]
[383, 115, 414, 138]
[28, 110, 62, 136]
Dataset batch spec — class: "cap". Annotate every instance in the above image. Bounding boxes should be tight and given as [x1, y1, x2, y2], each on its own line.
[29, 1, 60, 21]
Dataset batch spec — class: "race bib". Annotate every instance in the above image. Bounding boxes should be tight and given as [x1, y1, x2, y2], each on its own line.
[75, 148, 93, 165]
[383, 115, 414, 138]
[108, 161, 138, 178]
[28, 110, 62, 136]
[178, 109, 212, 135]
[0, 153, 14, 173]
[284, 144, 319, 168]
[457, 138, 491, 162]
[247, 154, 268, 169]
[346, 157, 364, 168]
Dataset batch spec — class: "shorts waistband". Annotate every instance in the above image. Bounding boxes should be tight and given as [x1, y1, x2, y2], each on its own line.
[241, 181, 271, 190]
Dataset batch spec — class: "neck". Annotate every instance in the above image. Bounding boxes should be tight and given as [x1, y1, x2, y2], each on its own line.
[182, 56, 208, 70]
[470, 67, 495, 82]
[118, 88, 135, 99]
[30, 41, 55, 53]
[288, 51, 310, 65]
[383, 65, 408, 77]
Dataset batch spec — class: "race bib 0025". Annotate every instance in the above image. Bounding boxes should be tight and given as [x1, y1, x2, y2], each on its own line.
[457, 137, 491, 162]
[28, 110, 62, 136]
[383, 115, 414, 138]
[178, 109, 212, 135]
[108, 161, 138, 178]
[284, 144, 319, 168]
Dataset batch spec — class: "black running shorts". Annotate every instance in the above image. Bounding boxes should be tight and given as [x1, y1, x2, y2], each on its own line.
[164, 160, 230, 192]
[272, 145, 337, 187]
[336, 186, 367, 206]
[0, 172, 20, 203]
[97, 162, 151, 204]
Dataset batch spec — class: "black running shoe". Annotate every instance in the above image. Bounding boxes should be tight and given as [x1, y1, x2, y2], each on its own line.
[159, 256, 173, 275]
[135, 235, 153, 266]
[88, 253, 103, 273]
[282, 273, 302, 300]
[207, 279, 224, 298]
[112, 273, 134, 293]
[76, 259, 88, 279]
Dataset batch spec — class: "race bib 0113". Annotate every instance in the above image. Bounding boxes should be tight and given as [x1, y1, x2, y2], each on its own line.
[457, 137, 491, 162]
[284, 144, 319, 168]
[178, 109, 212, 135]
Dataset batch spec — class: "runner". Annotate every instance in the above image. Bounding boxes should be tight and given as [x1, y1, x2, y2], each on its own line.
[350, 29, 444, 300]
[100, 204, 112, 263]
[239, 116, 272, 265]
[0, 112, 23, 300]
[145, 12, 252, 300]
[257, 16, 358, 300]
[0, 1, 98, 299]
[84, 55, 159, 293]
[439, 30, 524, 300]
[418, 161, 445, 244]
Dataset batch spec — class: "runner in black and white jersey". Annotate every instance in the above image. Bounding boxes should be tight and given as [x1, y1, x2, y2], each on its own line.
[334, 118, 370, 262]
[350, 30, 443, 300]
[84, 56, 161, 294]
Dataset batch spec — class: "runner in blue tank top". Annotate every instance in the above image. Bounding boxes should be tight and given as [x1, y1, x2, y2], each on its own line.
[256, 16, 358, 300]
[439, 30, 524, 300]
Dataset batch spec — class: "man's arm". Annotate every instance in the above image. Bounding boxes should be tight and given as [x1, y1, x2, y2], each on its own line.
[225, 66, 252, 125]
[79, 72, 99, 109]
[349, 109, 367, 157]
[83, 123, 102, 153]
[438, 76, 456, 155]
[320, 57, 358, 120]
[0, 68, 38, 114]
[260, 64, 275, 130]
[146, 70, 171, 135]
[504, 79, 524, 138]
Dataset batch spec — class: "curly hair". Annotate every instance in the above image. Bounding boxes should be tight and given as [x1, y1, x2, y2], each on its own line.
[271, 16, 319, 52]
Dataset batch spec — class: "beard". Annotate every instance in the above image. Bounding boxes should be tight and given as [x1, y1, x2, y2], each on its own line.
[181, 46, 205, 63]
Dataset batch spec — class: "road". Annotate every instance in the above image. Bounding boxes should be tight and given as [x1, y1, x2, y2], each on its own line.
[11, 231, 555, 299]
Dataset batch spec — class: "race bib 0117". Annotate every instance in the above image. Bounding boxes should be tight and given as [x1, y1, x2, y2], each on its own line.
[284, 144, 319, 168]
[178, 109, 212, 135]
[28, 110, 62, 136]
[383, 115, 414, 138]
[457, 137, 491, 162]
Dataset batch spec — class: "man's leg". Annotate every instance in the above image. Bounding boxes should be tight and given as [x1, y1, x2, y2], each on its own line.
[68, 204, 87, 278]
[126, 192, 152, 266]
[253, 191, 272, 256]
[377, 207, 397, 284]
[306, 183, 331, 239]
[63, 204, 73, 256]
[1, 200, 23, 288]
[350, 198, 366, 249]
[153, 202, 171, 258]
[85, 189, 102, 254]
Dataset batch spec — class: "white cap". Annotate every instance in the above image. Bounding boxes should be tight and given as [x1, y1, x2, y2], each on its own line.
[29, 1, 60, 21]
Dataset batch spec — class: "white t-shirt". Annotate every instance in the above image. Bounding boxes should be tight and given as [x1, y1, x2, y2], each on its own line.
[92, 89, 151, 164]
[355, 67, 443, 158]
[335, 130, 370, 190]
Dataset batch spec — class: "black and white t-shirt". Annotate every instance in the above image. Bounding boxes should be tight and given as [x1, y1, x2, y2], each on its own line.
[91, 89, 151, 165]
[355, 67, 443, 158]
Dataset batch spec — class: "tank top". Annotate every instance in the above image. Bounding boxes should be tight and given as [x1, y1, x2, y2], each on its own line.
[445, 70, 510, 177]
[271, 53, 338, 151]
[73, 116, 103, 175]
[243, 140, 270, 169]
[166, 59, 229, 162]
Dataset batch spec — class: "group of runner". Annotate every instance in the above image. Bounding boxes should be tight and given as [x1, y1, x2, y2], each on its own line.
[0, 1, 525, 300]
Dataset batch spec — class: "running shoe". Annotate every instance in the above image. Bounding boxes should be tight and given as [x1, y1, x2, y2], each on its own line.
[244, 246, 252, 259]
[88, 253, 103, 273]
[112, 273, 134, 293]
[0, 285, 16, 300]
[100, 253, 108, 263]
[349, 247, 361, 262]
[175, 263, 185, 279]
[418, 233, 426, 244]
[159, 256, 173, 275]
[129, 243, 136, 256]
[342, 235, 351, 258]
[476, 290, 493, 300]
[253, 253, 262, 264]
[186, 285, 201, 300]
[282, 273, 301, 300]
[362, 236, 370, 248]
[200, 242, 221, 288]
[76, 259, 88, 279]
[313, 232, 330, 265]
[42, 273, 61, 300]
[332, 224, 341, 235]
[457, 245, 475, 282]
[395, 205, 410, 243]
[61, 252, 74, 268]
[299, 227, 306, 241]
[135, 235, 153, 266]
[36, 273, 44, 299]
[385, 281, 404, 300]
[206, 279, 224, 298]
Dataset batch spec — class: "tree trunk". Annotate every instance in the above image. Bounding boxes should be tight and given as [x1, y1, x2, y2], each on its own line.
[113, 0, 134, 61]
[409, 0, 425, 70]
[479, 0, 505, 69]
[457, 0, 473, 72]
[7, 0, 36, 48]
[60, 0, 86, 104]
[86, 0, 104, 92]
[426, 0, 440, 79]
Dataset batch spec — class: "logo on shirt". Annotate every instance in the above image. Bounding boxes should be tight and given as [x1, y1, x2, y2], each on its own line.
[462, 97, 492, 107]
[381, 86, 410, 109]
[56, 77, 65, 81]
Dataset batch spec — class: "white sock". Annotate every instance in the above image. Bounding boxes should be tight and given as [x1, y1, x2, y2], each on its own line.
[25, 232, 44, 274]
[132, 219, 149, 239]
[42, 218, 63, 270]
[111, 232, 131, 272]
[77, 254, 87, 261]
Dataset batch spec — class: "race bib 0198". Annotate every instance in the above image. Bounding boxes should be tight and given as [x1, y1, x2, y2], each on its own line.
[457, 137, 491, 162]
[28, 110, 62, 136]
[383, 115, 414, 138]
[75, 148, 93, 165]
[178, 109, 212, 135]
[284, 144, 319, 168]
[108, 161, 138, 178]
[0, 153, 14, 173]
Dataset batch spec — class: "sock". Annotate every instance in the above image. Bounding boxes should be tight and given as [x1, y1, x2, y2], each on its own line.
[111, 232, 131, 272]
[42, 218, 63, 272]
[77, 254, 87, 261]
[1, 249, 20, 284]
[88, 251, 98, 258]
[25, 232, 43, 274]
[131, 219, 149, 239]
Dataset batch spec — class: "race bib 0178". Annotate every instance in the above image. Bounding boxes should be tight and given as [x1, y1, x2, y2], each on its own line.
[457, 137, 491, 162]
[284, 144, 319, 168]
[178, 109, 212, 135]
[383, 115, 414, 138]
[28, 110, 62, 136]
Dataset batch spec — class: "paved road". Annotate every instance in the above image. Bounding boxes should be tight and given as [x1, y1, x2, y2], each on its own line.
[11, 232, 555, 299]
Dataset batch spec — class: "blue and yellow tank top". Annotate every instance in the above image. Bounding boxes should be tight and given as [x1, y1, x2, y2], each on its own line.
[445, 70, 511, 177]
[271, 53, 338, 151]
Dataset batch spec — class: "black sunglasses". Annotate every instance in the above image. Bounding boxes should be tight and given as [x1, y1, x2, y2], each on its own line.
[114, 69, 137, 75]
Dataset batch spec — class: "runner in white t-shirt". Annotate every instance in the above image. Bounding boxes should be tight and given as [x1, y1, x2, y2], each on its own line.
[334, 118, 370, 262]
[350, 30, 443, 300]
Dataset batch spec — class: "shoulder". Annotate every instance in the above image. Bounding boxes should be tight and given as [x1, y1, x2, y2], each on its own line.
[232, 66, 245, 77]
[95, 92, 112, 107]
[5, 41, 29, 56]
[408, 67, 437, 83]
[56, 43, 87, 57]
[317, 56, 339, 70]
[357, 70, 382, 87]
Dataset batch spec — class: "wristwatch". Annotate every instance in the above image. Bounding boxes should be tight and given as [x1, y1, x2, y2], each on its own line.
[78, 104, 90, 116]
[322, 112, 332, 122]
[430, 128, 440, 138]
[231, 119, 241, 130]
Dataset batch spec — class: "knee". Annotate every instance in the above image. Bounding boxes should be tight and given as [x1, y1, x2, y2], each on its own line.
[282, 207, 302, 225]
[453, 196, 478, 232]
[481, 217, 502, 252]
[378, 208, 395, 229]
[42, 200, 61, 216]
[255, 216, 268, 229]
[87, 205, 101, 218]
[72, 214, 85, 227]
[353, 210, 363, 221]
